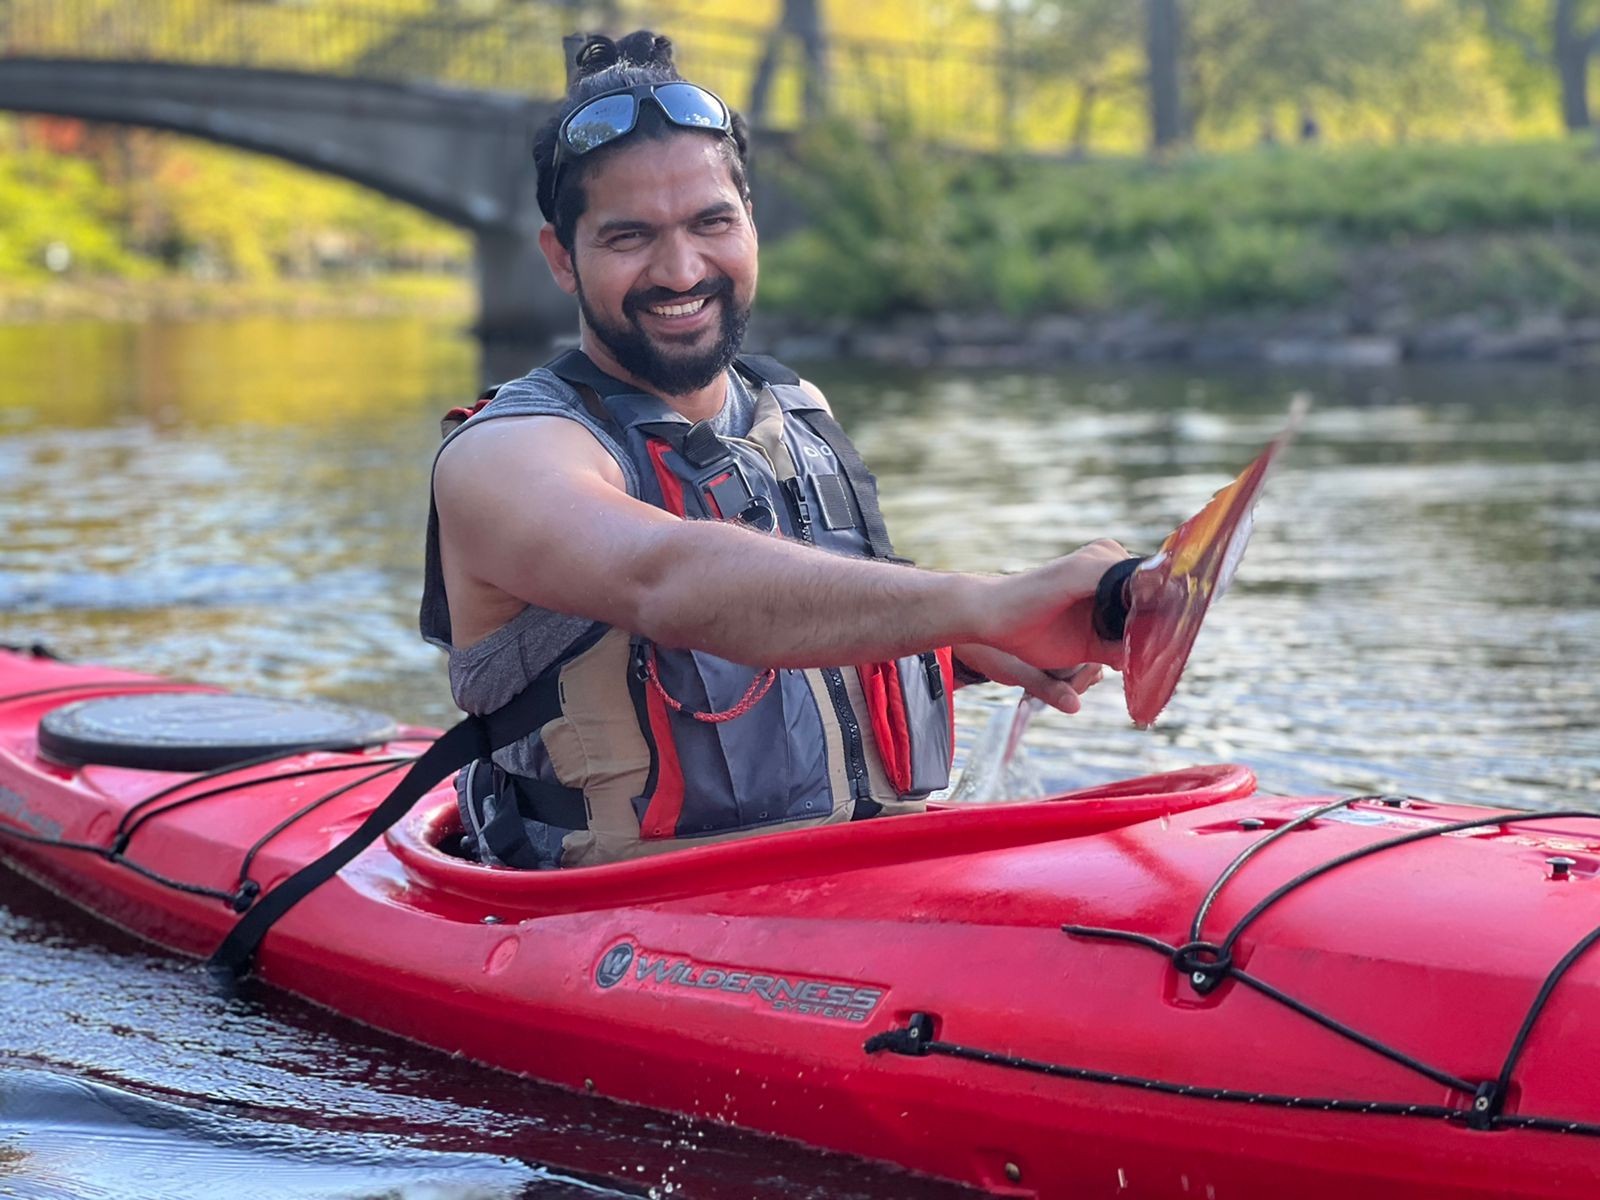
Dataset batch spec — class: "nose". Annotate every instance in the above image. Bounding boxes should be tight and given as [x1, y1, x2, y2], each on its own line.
[647, 228, 707, 295]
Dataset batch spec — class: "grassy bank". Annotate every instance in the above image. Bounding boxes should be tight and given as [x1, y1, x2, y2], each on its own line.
[760, 130, 1600, 324]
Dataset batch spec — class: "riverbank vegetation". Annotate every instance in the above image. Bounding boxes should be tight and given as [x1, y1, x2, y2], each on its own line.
[760, 127, 1600, 323]
[0, 116, 471, 320]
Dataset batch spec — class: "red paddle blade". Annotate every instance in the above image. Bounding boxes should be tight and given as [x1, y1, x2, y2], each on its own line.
[1123, 396, 1308, 728]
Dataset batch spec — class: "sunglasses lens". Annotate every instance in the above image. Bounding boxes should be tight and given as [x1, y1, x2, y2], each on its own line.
[654, 83, 728, 130]
[564, 94, 639, 153]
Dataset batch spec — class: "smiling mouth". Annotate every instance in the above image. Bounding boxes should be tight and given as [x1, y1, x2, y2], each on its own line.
[646, 296, 711, 319]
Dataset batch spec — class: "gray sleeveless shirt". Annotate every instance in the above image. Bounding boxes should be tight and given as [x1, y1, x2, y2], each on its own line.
[419, 366, 758, 717]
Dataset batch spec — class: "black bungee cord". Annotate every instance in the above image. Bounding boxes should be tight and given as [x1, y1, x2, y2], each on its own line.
[0, 745, 428, 911]
[868, 796, 1600, 1139]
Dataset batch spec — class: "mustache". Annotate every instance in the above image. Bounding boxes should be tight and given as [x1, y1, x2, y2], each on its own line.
[624, 276, 733, 315]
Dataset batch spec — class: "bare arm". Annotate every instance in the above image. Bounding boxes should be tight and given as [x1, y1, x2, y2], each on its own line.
[435, 414, 1125, 674]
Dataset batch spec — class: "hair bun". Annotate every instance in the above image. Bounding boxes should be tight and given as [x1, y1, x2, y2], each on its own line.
[574, 35, 620, 77]
[617, 30, 674, 69]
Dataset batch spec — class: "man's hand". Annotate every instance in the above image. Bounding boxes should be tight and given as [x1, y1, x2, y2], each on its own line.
[953, 645, 1105, 715]
[970, 539, 1132, 676]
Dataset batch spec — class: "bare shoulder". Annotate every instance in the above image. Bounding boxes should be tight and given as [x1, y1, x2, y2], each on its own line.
[434, 413, 627, 505]
[797, 377, 834, 415]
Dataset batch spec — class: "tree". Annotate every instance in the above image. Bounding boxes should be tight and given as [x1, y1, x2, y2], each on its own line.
[1145, 0, 1185, 149]
[747, 0, 830, 125]
[981, 0, 1143, 155]
[1472, 0, 1600, 129]
[1180, 0, 1439, 141]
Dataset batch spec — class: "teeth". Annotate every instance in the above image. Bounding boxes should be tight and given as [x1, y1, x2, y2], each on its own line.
[650, 297, 708, 317]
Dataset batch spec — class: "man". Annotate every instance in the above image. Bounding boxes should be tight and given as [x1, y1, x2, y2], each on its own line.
[421, 34, 1128, 869]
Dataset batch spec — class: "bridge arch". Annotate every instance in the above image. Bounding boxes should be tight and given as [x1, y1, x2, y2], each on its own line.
[0, 57, 573, 342]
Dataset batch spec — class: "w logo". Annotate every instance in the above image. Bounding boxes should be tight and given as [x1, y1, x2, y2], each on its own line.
[595, 942, 635, 988]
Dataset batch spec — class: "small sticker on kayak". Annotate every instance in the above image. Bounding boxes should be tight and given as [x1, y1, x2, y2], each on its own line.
[595, 942, 634, 988]
[0, 784, 62, 838]
[594, 941, 884, 1023]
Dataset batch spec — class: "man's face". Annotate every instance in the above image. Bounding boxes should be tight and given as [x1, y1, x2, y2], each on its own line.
[547, 133, 757, 396]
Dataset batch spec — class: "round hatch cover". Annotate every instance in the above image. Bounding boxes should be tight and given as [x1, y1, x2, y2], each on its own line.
[39, 692, 399, 772]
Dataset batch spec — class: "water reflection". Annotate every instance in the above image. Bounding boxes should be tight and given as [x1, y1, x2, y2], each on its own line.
[0, 870, 968, 1200]
[796, 358, 1600, 807]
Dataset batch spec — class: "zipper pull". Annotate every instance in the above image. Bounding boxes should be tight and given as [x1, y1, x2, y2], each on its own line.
[922, 652, 945, 702]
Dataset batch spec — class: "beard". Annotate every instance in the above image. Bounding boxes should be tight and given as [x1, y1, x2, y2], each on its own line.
[575, 271, 750, 396]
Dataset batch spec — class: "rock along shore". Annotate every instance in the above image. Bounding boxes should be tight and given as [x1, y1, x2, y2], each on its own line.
[749, 310, 1600, 369]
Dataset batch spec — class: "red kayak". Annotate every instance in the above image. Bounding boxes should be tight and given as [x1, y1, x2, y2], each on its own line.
[1, 644, 1597, 1199]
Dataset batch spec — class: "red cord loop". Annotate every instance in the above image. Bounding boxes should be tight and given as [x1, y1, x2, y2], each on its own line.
[643, 645, 776, 723]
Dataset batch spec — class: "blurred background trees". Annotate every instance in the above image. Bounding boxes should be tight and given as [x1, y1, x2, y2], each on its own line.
[1, 0, 1597, 314]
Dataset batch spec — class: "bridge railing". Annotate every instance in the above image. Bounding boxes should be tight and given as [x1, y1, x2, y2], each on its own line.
[0, 0, 572, 95]
[0, 0, 1027, 147]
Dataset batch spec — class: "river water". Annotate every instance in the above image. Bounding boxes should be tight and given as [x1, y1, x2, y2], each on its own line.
[0, 316, 1596, 1197]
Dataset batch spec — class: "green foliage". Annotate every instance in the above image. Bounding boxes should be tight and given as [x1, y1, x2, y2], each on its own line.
[763, 118, 972, 317]
[1394, 232, 1600, 318]
[762, 131, 1600, 320]
[0, 117, 469, 294]
[0, 150, 148, 280]
[1128, 225, 1341, 314]
[982, 234, 1110, 315]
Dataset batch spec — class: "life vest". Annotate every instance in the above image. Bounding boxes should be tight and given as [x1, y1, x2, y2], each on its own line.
[446, 351, 954, 868]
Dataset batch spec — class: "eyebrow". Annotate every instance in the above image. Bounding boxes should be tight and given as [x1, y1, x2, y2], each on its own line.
[593, 202, 740, 240]
[594, 218, 651, 239]
[691, 201, 740, 222]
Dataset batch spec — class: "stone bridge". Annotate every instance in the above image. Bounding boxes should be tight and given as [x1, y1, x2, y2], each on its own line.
[0, 2, 844, 345]
[0, 55, 568, 342]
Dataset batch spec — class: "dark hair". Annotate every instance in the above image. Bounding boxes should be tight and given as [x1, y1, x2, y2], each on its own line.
[533, 31, 751, 248]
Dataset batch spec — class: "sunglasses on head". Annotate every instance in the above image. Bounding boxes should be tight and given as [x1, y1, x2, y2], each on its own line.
[549, 82, 732, 201]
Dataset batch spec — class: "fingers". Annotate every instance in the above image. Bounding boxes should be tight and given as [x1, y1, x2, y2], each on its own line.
[1015, 662, 1084, 715]
[1051, 663, 1104, 693]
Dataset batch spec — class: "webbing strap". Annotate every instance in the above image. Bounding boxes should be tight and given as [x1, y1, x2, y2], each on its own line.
[733, 354, 801, 387]
[539, 349, 638, 441]
[206, 718, 486, 979]
[795, 410, 904, 562]
[207, 678, 564, 979]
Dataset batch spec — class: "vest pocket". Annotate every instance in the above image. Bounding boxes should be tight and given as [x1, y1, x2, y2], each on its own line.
[856, 649, 955, 797]
[630, 640, 835, 838]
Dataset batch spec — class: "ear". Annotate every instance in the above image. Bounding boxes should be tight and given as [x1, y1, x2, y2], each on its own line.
[539, 224, 578, 296]
[744, 197, 757, 240]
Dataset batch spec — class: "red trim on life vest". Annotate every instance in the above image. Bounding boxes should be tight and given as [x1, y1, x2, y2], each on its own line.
[443, 399, 489, 426]
[702, 470, 731, 519]
[647, 441, 687, 518]
[882, 661, 913, 789]
[640, 678, 687, 839]
[857, 660, 912, 795]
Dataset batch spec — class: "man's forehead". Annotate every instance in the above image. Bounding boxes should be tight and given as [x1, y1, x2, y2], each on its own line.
[578, 135, 742, 224]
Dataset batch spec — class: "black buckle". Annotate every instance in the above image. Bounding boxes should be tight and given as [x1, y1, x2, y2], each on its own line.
[697, 461, 774, 532]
